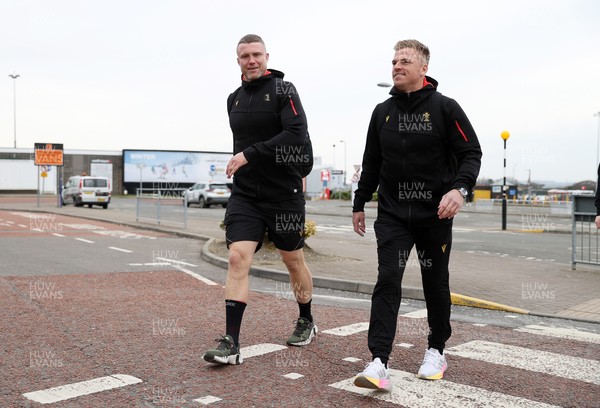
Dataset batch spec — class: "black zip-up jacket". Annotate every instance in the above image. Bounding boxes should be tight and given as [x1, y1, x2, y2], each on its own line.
[353, 76, 482, 225]
[228, 69, 308, 203]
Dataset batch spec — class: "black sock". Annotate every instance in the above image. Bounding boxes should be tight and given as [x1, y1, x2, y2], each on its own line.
[298, 299, 313, 323]
[225, 299, 246, 347]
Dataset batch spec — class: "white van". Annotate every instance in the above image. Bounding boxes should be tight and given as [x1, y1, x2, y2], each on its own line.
[62, 176, 111, 208]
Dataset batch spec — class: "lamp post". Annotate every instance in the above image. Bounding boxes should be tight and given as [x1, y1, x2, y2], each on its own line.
[339, 139, 347, 185]
[501, 130, 510, 230]
[332, 144, 336, 169]
[9, 73, 20, 148]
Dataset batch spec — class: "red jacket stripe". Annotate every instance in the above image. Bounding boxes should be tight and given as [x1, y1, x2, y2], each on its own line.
[455, 120, 469, 142]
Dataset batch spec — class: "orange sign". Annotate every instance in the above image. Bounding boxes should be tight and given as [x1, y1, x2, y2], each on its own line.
[34, 143, 64, 166]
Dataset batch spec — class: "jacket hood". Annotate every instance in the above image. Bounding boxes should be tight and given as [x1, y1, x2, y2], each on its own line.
[389, 75, 438, 96]
[241, 69, 285, 88]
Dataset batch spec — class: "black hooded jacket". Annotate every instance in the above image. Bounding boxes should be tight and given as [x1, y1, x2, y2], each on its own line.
[353, 76, 482, 225]
[227, 69, 308, 203]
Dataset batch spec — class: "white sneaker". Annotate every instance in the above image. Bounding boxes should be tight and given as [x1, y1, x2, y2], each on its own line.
[417, 348, 447, 380]
[354, 358, 392, 392]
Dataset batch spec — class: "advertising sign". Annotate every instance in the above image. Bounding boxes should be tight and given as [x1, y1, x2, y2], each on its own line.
[123, 150, 231, 184]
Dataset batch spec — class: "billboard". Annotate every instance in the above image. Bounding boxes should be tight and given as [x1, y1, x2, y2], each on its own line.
[123, 150, 231, 184]
[34, 143, 64, 166]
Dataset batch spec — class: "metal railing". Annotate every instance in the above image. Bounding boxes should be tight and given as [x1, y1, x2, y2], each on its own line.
[571, 196, 599, 270]
[136, 188, 188, 228]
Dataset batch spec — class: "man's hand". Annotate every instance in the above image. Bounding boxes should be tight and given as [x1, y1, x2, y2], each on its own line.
[437, 189, 464, 219]
[353, 211, 366, 237]
[226, 152, 248, 178]
[595, 216, 600, 229]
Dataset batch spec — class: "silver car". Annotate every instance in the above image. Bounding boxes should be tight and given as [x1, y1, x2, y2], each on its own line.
[184, 181, 230, 208]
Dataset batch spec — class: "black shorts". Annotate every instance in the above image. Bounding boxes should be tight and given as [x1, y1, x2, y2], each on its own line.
[224, 197, 305, 252]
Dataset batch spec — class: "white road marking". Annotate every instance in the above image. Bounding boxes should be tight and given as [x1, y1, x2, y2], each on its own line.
[193, 395, 223, 405]
[172, 265, 218, 286]
[397, 343, 414, 348]
[282, 373, 304, 380]
[155, 257, 197, 267]
[445, 340, 600, 385]
[52, 233, 65, 237]
[75, 238, 95, 244]
[342, 357, 362, 362]
[473, 323, 487, 327]
[22, 374, 142, 404]
[18, 224, 28, 228]
[311, 294, 371, 303]
[92, 229, 157, 240]
[322, 322, 369, 336]
[109, 246, 133, 253]
[402, 309, 428, 319]
[240, 343, 287, 359]
[514, 324, 600, 344]
[329, 368, 559, 407]
[60, 223, 106, 230]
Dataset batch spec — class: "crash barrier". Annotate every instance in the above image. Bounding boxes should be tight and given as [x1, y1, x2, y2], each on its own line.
[571, 195, 599, 270]
[136, 188, 187, 228]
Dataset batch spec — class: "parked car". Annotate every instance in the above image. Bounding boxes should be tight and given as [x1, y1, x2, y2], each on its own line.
[184, 181, 230, 208]
[62, 176, 111, 209]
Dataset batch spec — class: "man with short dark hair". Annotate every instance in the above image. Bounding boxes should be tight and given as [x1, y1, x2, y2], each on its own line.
[203, 34, 316, 366]
[352, 39, 482, 390]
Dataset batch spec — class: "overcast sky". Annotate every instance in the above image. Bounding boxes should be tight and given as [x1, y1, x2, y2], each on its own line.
[1, 0, 599, 185]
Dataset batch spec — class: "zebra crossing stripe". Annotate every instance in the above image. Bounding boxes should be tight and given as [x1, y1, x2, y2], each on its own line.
[23, 374, 142, 404]
[445, 340, 600, 385]
[329, 368, 559, 408]
[322, 322, 369, 336]
[514, 325, 600, 344]
[240, 343, 287, 359]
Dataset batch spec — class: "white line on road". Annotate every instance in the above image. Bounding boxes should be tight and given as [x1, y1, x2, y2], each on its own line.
[240, 343, 287, 359]
[109, 246, 133, 253]
[22, 374, 143, 404]
[329, 368, 559, 408]
[75, 238, 95, 244]
[311, 294, 371, 303]
[155, 257, 198, 267]
[402, 309, 428, 319]
[194, 395, 223, 405]
[52, 233, 65, 237]
[173, 265, 218, 286]
[18, 224, 28, 228]
[445, 340, 600, 385]
[514, 324, 600, 344]
[322, 322, 369, 336]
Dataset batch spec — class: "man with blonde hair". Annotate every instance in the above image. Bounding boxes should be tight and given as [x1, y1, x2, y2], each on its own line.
[353, 39, 482, 390]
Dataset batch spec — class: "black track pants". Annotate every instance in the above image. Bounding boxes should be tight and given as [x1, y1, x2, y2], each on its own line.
[368, 217, 453, 360]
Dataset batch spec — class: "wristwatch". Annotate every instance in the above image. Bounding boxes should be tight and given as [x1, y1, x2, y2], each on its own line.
[457, 187, 468, 199]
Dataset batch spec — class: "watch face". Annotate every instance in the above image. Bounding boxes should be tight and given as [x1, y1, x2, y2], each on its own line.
[459, 188, 468, 197]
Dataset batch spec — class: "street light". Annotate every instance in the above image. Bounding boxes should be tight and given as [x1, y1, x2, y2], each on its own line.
[332, 144, 336, 169]
[377, 82, 392, 88]
[339, 140, 347, 185]
[9, 73, 20, 148]
[501, 130, 510, 230]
